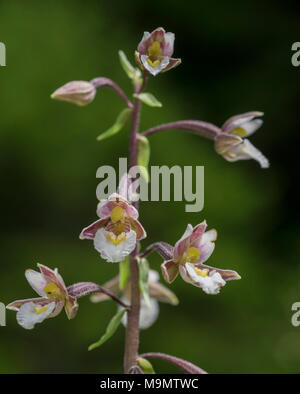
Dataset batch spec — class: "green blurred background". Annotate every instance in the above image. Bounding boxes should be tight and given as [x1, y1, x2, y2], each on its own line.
[1, 0, 299, 374]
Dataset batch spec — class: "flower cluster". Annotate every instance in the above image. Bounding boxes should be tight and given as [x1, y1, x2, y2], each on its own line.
[6, 25, 268, 376]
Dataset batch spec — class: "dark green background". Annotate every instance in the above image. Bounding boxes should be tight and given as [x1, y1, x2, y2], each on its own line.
[1, 0, 299, 373]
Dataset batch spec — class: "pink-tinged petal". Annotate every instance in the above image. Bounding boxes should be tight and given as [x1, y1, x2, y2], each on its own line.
[137, 27, 165, 54]
[117, 173, 135, 202]
[178, 264, 192, 284]
[197, 229, 217, 264]
[197, 263, 241, 282]
[97, 194, 131, 218]
[96, 200, 111, 218]
[189, 221, 207, 247]
[201, 229, 217, 243]
[231, 139, 269, 168]
[64, 296, 79, 320]
[79, 217, 110, 239]
[162, 32, 175, 57]
[214, 133, 242, 156]
[198, 241, 215, 264]
[125, 204, 139, 220]
[135, 51, 144, 69]
[50, 299, 65, 318]
[6, 297, 50, 312]
[222, 111, 264, 133]
[130, 218, 146, 240]
[37, 264, 67, 293]
[25, 269, 48, 297]
[137, 31, 151, 54]
[174, 224, 193, 261]
[162, 57, 181, 72]
[161, 260, 179, 283]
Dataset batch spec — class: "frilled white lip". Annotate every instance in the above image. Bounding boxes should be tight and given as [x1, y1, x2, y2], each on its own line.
[93, 228, 137, 263]
[185, 263, 226, 295]
[17, 301, 56, 330]
[140, 55, 169, 76]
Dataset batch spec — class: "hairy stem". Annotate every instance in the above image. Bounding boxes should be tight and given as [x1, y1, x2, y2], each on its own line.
[67, 282, 129, 308]
[141, 120, 221, 140]
[90, 77, 134, 109]
[123, 71, 147, 373]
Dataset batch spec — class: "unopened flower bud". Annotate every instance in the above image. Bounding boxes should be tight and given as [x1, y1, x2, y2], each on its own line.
[51, 81, 96, 106]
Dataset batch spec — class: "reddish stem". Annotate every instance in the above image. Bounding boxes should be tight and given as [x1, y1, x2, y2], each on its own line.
[90, 77, 134, 109]
[123, 71, 148, 373]
[141, 120, 221, 140]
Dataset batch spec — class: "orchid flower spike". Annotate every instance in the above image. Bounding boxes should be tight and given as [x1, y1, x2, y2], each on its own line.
[135, 27, 181, 76]
[158, 221, 241, 294]
[80, 176, 146, 263]
[91, 269, 178, 329]
[7, 264, 78, 329]
[215, 111, 269, 168]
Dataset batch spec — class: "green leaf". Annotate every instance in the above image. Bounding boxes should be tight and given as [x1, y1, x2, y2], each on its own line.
[119, 257, 130, 291]
[118, 50, 142, 84]
[137, 135, 150, 183]
[88, 309, 127, 351]
[137, 257, 151, 308]
[137, 358, 156, 374]
[97, 108, 131, 141]
[133, 92, 162, 108]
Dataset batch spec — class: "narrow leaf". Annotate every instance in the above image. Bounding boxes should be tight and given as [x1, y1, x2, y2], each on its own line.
[118, 50, 142, 82]
[119, 257, 130, 291]
[134, 93, 162, 108]
[137, 135, 150, 183]
[97, 108, 131, 141]
[88, 309, 127, 351]
[137, 358, 156, 374]
[137, 257, 151, 308]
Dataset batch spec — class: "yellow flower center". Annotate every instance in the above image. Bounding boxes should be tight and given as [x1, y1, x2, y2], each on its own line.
[194, 267, 208, 277]
[108, 232, 126, 245]
[111, 206, 125, 223]
[44, 282, 63, 299]
[230, 127, 247, 137]
[185, 247, 201, 264]
[148, 41, 162, 58]
[34, 305, 49, 315]
[147, 41, 162, 67]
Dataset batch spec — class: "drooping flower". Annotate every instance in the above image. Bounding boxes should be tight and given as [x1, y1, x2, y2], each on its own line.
[6, 264, 79, 329]
[80, 189, 146, 263]
[91, 269, 178, 329]
[135, 27, 181, 76]
[215, 111, 269, 168]
[147, 221, 241, 294]
[51, 81, 96, 106]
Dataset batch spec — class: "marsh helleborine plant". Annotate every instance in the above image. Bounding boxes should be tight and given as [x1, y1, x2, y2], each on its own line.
[8, 27, 269, 374]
